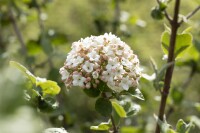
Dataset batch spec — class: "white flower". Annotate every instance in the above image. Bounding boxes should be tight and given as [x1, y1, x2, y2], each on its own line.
[101, 71, 114, 82]
[72, 56, 84, 67]
[82, 61, 94, 73]
[87, 51, 100, 62]
[59, 67, 69, 80]
[114, 65, 125, 77]
[92, 71, 99, 79]
[106, 58, 120, 71]
[119, 77, 132, 91]
[72, 74, 86, 87]
[107, 83, 123, 92]
[103, 46, 115, 57]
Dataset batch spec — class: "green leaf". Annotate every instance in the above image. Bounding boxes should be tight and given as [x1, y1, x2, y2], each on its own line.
[194, 39, 200, 52]
[157, 62, 174, 81]
[176, 119, 193, 133]
[182, 27, 192, 34]
[120, 126, 143, 133]
[171, 88, 184, 105]
[95, 97, 112, 117]
[112, 101, 127, 118]
[10, 61, 60, 111]
[10, 61, 36, 83]
[154, 114, 174, 133]
[27, 40, 42, 56]
[51, 33, 68, 45]
[38, 96, 58, 112]
[161, 31, 193, 58]
[128, 88, 145, 100]
[159, 2, 167, 11]
[120, 100, 141, 117]
[36, 80, 60, 97]
[112, 107, 121, 126]
[151, 6, 164, 20]
[83, 88, 100, 98]
[90, 122, 111, 131]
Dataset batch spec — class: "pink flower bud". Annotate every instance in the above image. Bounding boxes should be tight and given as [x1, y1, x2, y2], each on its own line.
[86, 77, 91, 82]
[95, 79, 100, 84]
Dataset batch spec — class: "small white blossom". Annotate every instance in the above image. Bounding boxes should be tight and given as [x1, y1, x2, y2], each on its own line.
[59, 67, 69, 80]
[82, 61, 94, 73]
[92, 71, 99, 79]
[87, 51, 100, 62]
[119, 77, 132, 91]
[72, 74, 86, 87]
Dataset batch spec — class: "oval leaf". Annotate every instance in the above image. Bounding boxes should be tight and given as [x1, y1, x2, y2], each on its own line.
[161, 31, 192, 58]
[83, 88, 100, 98]
[112, 101, 127, 118]
[95, 97, 112, 117]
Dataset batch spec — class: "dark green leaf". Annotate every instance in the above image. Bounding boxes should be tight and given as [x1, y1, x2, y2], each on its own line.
[51, 33, 68, 45]
[171, 88, 184, 105]
[95, 97, 112, 117]
[83, 88, 100, 98]
[27, 40, 42, 55]
[151, 6, 164, 20]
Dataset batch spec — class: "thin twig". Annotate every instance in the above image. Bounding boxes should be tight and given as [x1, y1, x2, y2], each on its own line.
[179, 6, 200, 25]
[164, 10, 172, 23]
[155, 0, 181, 132]
[9, 7, 27, 55]
[111, 115, 118, 133]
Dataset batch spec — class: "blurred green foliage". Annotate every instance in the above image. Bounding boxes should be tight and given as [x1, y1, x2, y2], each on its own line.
[0, 0, 200, 133]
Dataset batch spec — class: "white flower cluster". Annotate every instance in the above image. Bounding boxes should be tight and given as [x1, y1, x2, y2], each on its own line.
[60, 33, 141, 92]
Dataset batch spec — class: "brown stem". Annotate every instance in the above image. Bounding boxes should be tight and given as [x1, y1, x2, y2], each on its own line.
[155, 0, 181, 133]
[111, 115, 118, 133]
[179, 6, 200, 25]
[9, 7, 27, 56]
[164, 10, 172, 23]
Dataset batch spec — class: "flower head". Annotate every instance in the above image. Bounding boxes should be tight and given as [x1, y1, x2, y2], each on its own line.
[60, 33, 141, 92]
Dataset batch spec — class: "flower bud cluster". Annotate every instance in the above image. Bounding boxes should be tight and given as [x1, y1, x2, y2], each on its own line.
[60, 33, 141, 92]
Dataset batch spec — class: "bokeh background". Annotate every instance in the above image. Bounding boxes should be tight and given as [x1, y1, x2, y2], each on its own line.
[0, 0, 200, 133]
